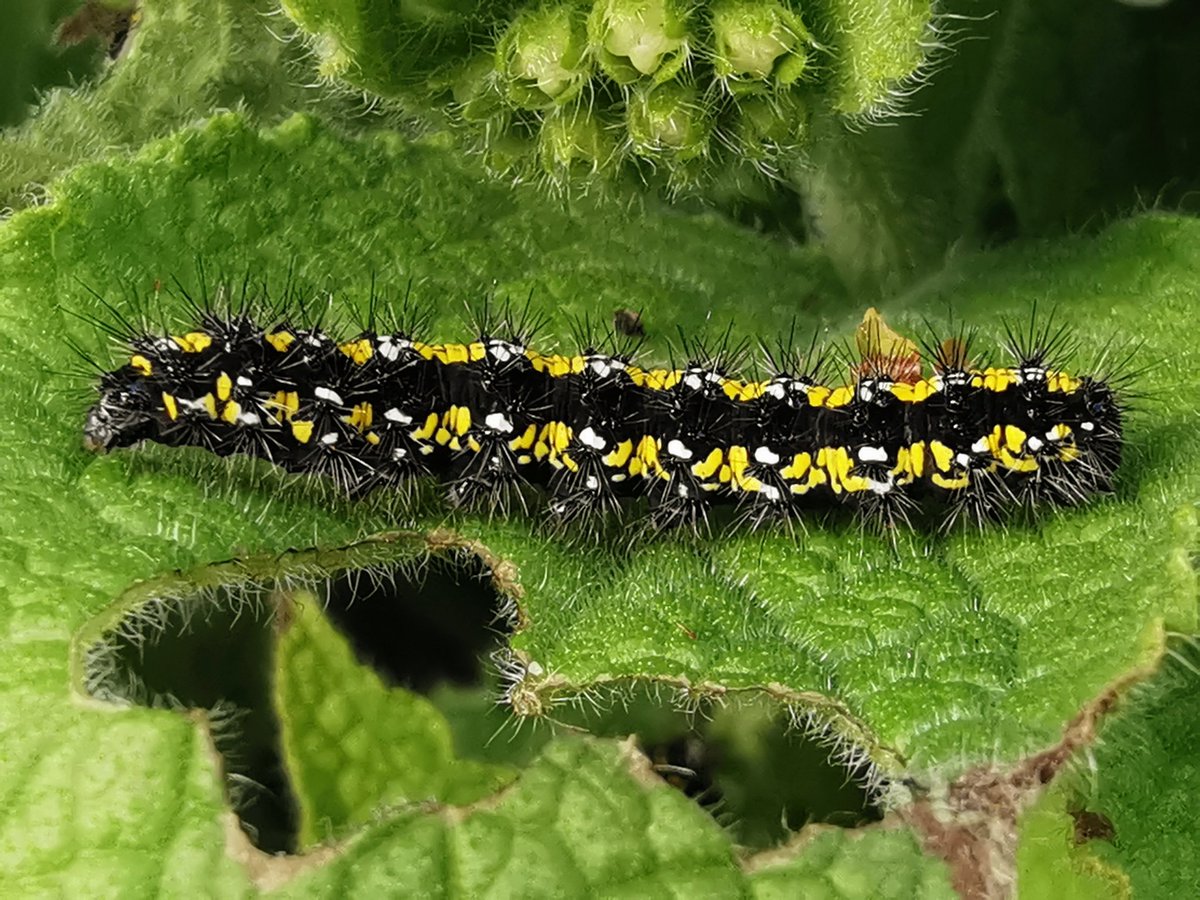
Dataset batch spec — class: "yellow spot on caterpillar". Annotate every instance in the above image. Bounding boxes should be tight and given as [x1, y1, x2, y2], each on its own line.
[1048, 372, 1080, 393]
[1049, 423, 1072, 441]
[413, 413, 439, 441]
[173, 332, 213, 353]
[291, 420, 314, 443]
[202, 393, 218, 420]
[467, 436, 482, 453]
[339, 339, 373, 365]
[638, 368, 680, 391]
[561, 452, 578, 472]
[632, 435, 663, 478]
[908, 442, 925, 478]
[440, 343, 471, 364]
[344, 402, 373, 432]
[161, 393, 178, 421]
[604, 439, 633, 469]
[806, 386, 830, 407]
[131, 354, 152, 376]
[221, 401, 242, 424]
[268, 390, 300, 422]
[929, 440, 954, 473]
[216, 372, 232, 402]
[366, 432, 381, 446]
[449, 437, 462, 451]
[692, 447, 724, 480]
[825, 386, 854, 408]
[726, 446, 758, 492]
[796, 466, 827, 493]
[739, 381, 767, 401]
[932, 472, 970, 490]
[983, 368, 1015, 392]
[412, 341, 435, 361]
[890, 382, 914, 402]
[509, 424, 537, 451]
[435, 427, 452, 445]
[998, 449, 1039, 472]
[782, 452, 811, 481]
[450, 405, 471, 435]
[1004, 425, 1027, 454]
[546, 421, 572, 453]
[265, 330, 296, 352]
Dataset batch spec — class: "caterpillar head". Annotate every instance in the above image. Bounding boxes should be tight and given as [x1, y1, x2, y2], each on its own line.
[84, 367, 160, 453]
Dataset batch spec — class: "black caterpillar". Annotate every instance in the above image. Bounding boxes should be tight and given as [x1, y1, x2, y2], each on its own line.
[81, 294, 1126, 533]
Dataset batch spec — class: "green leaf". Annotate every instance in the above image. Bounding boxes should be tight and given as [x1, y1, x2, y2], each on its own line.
[0, 0, 356, 213]
[1048, 641, 1200, 898]
[747, 826, 957, 899]
[274, 590, 516, 850]
[275, 737, 743, 897]
[0, 0, 108, 129]
[797, 0, 1200, 296]
[2, 105, 1197, 890]
[1015, 788, 1127, 899]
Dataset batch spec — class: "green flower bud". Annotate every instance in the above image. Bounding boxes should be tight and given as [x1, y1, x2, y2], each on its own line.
[539, 106, 618, 178]
[498, 4, 591, 109]
[452, 54, 506, 122]
[730, 91, 809, 164]
[710, 0, 812, 86]
[589, 0, 691, 84]
[627, 82, 713, 161]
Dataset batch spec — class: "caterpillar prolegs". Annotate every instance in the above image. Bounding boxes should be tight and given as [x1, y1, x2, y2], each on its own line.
[81, 293, 1126, 534]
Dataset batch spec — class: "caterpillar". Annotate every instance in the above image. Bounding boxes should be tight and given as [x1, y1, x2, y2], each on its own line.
[80, 290, 1127, 534]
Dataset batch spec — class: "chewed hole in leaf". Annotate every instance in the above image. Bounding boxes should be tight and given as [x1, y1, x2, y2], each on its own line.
[556, 684, 885, 851]
[320, 553, 515, 692]
[81, 539, 521, 854]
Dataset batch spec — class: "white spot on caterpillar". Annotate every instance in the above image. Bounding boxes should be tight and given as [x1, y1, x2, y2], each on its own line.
[579, 426, 606, 450]
[384, 408, 413, 425]
[667, 439, 693, 460]
[315, 386, 343, 405]
[392, 448, 408, 461]
[868, 477, 894, 495]
[858, 446, 888, 463]
[377, 336, 409, 361]
[971, 437, 989, 454]
[956, 452, 973, 468]
[684, 372, 703, 390]
[857, 382, 876, 403]
[488, 340, 521, 362]
[485, 413, 514, 433]
[611, 473, 627, 483]
[1027, 436, 1045, 452]
[238, 412, 261, 427]
[1081, 421, 1095, 432]
[676, 482, 691, 497]
[320, 432, 339, 445]
[766, 382, 786, 400]
[754, 446, 780, 465]
[236, 375, 253, 388]
[759, 484, 782, 503]
[585, 475, 600, 491]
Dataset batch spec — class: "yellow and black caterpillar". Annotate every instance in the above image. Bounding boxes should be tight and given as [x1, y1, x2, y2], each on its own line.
[82, 298, 1126, 532]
